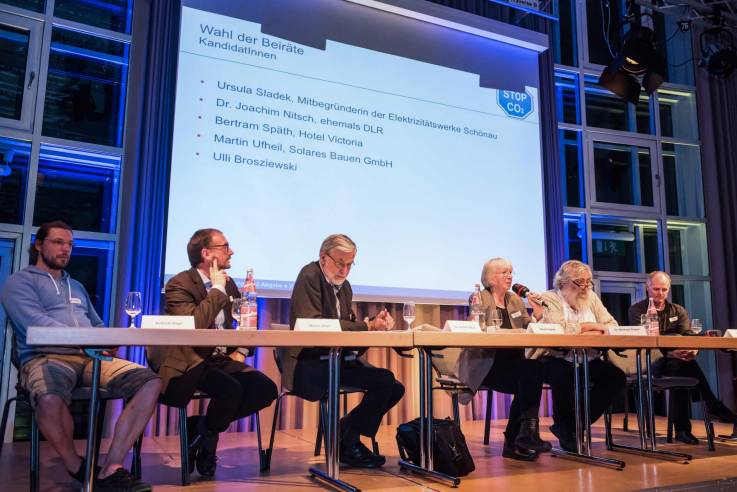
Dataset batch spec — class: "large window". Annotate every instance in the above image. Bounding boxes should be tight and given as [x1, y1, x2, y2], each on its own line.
[554, 0, 708, 334]
[0, 0, 131, 444]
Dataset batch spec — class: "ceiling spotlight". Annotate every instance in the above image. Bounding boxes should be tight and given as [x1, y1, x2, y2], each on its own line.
[700, 27, 737, 78]
[599, 25, 666, 105]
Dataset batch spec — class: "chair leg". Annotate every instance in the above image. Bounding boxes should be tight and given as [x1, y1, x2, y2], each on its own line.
[178, 408, 190, 486]
[0, 396, 19, 458]
[666, 390, 674, 443]
[622, 388, 629, 432]
[30, 411, 40, 492]
[371, 436, 380, 455]
[315, 400, 327, 456]
[94, 400, 108, 465]
[264, 394, 283, 471]
[697, 390, 715, 451]
[254, 411, 266, 471]
[604, 407, 613, 450]
[483, 390, 492, 446]
[452, 393, 461, 430]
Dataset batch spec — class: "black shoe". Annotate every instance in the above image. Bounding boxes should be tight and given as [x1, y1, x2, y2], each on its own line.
[550, 424, 578, 453]
[502, 439, 539, 461]
[94, 468, 152, 492]
[355, 440, 386, 466]
[675, 430, 700, 445]
[514, 418, 553, 453]
[186, 416, 202, 474]
[196, 430, 219, 477]
[339, 441, 382, 468]
[68, 458, 102, 483]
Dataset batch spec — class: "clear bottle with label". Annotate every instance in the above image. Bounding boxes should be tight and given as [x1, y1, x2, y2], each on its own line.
[241, 268, 258, 330]
[646, 297, 659, 336]
[469, 283, 486, 330]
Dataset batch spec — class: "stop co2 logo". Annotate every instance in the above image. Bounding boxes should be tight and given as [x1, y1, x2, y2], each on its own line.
[497, 90, 534, 120]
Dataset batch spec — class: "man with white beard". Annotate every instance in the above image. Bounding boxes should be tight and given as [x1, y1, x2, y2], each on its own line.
[527, 260, 626, 452]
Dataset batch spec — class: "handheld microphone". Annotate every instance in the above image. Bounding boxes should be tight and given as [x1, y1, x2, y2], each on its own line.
[512, 283, 548, 308]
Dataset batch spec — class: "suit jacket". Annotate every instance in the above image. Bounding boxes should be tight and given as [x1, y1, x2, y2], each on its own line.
[147, 267, 248, 405]
[435, 290, 530, 404]
[280, 261, 367, 396]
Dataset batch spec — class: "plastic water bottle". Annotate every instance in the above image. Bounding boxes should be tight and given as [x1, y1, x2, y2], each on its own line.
[469, 284, 485, 330]
[646, 297, 659, 336]
[242, 268, 258, 330]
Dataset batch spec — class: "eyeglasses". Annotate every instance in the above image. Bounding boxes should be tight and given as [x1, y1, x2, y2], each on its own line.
[46, 238, 73, 248]
[326, 253, 356, 271]
[207, 243, 231, 251]
[495, 270, 514, 277]
[572, 278, 592, 289]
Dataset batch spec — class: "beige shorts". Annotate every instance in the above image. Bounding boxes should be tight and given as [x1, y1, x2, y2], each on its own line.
[20, 353, 160, 407]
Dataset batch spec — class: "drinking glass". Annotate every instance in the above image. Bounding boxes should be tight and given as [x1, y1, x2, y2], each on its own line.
[563, 321, 580, 335]
[706, 329, 722, 337]
[124, 291, 142, 328]
[487, 311, 502, 332]
[639, 314, 648, 327]
[403, 302, 416, 331]
[690, 318, 702, 335]
[231, 298, 244, 330]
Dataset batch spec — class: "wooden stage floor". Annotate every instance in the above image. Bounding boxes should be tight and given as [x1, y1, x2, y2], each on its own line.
[3, 415, 737, 491]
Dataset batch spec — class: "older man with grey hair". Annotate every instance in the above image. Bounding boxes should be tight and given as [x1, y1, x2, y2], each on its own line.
[284, 234, 405, 469]
[528, 260, 626, 452]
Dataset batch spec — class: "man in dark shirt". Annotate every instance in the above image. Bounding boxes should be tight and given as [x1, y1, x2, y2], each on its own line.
[286, 234, 404, 468]
[628, 271, 737, 444]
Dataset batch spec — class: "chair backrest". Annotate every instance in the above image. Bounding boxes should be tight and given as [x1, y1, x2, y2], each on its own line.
[608, 349, 662, 376]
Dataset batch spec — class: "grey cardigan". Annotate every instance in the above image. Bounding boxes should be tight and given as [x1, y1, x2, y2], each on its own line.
[434, 290, 530, 404]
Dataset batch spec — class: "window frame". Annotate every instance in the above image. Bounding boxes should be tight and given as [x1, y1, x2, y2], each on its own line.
[0, 10, 43, 131]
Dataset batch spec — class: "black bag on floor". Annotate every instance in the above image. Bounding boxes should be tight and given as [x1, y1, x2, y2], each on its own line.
[396, 417, 475, 476]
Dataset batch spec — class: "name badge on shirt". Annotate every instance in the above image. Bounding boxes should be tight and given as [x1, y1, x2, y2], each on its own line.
[669, 316, 679, 323]
[69, 297, 82, 305]
[510, 311, 522, 319]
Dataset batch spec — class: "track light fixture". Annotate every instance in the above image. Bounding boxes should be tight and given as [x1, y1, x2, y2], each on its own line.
[599, 22, 667, 105]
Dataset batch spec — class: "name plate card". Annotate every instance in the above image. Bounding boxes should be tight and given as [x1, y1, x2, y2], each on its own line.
[140, 315, 195, 329]
[294, 318, 341, 332]
[527, 323, 564, 334]
[724, 329, 737, 338]
[443, 320, 482, 333]
[608, 325, 648, 336]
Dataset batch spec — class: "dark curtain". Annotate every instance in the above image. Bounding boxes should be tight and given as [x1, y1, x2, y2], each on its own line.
[116, 0, 181, 362]
[694, 28, 737, 407]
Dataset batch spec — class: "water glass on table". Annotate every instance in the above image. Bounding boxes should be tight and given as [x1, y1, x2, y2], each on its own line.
[231, 298, 245, 329]
[402, 302, 416, 331]
[690, 318, 702, 335]
[706, 328, 722, 337]
[486, 312, 502, 332]
[124, 291, 142, 328]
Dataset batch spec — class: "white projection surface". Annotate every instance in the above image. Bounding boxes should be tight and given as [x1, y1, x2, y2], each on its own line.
[165, 0, 548, 303]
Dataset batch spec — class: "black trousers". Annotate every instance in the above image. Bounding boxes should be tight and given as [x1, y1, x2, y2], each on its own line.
[653, 356, 735, 432]
[541, 356, 626, 435]
[196, 356, 278, 433]
[292, 359, 405, 439]
[482, 350, 544, 441]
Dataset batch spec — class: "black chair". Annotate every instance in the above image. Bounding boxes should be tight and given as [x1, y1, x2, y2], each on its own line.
[139, 390, 264, 486]
[0, 377, 140, 492]
[605, 349, 715, 451]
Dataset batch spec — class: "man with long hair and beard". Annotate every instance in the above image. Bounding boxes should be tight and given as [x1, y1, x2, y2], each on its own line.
[527, 260, 626, 452]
